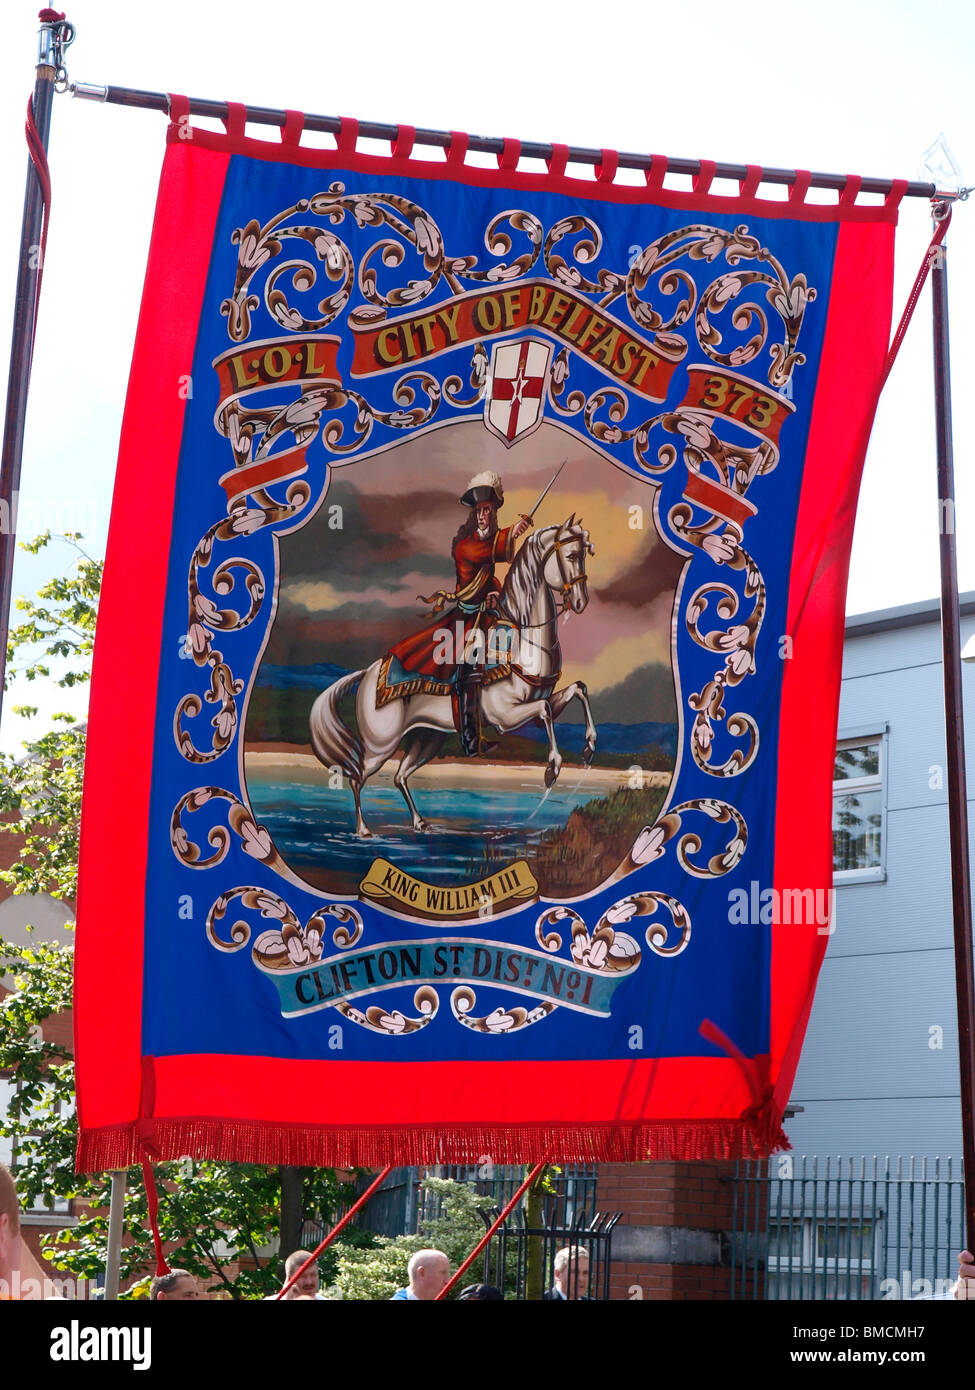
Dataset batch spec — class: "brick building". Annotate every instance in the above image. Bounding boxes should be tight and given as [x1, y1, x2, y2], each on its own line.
[0, 818, 77, 1284]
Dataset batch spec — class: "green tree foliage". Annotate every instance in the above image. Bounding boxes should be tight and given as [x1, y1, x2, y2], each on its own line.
[0, 536, 513, 1298]
[0, 931, 356, 1298]
[326, 1177, 503, 1300]
[0, 537, 360, 1297]
[0, 533, 99, 902]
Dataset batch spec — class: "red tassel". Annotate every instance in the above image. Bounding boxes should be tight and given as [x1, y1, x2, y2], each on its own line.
[141, 1158, 171, 1277]
[699, 1020, 790, 1155]
[78, 1112, 787, 1172]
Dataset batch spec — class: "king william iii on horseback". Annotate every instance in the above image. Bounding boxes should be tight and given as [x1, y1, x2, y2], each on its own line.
[309, 468, 598, 838]
[386, 470, 531, 757]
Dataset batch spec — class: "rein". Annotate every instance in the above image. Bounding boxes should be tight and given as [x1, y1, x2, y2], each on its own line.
[500, 527, 588, 628]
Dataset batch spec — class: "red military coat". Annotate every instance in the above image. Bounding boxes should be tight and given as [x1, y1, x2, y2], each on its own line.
[387, 525, 515, 682]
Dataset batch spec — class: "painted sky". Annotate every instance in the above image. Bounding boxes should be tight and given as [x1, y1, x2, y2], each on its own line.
[265, 422, 683, 703]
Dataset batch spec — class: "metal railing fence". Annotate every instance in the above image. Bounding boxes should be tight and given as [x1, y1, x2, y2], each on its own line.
[732, 1155, 965, 1300]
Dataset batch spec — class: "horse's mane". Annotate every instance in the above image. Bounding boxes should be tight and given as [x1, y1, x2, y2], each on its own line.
[501, 524, 560, 627]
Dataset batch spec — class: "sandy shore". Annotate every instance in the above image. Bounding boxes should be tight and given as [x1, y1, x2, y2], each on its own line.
[244, 748, 670, 790]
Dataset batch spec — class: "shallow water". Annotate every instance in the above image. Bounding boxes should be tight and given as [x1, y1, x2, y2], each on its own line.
[246, 771, 605, 888]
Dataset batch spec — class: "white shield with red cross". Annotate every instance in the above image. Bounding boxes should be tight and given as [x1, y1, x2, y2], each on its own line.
[484, 338, 551, 447]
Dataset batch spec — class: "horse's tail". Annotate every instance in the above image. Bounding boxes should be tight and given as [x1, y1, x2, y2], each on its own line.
[309, 669, 365, 784]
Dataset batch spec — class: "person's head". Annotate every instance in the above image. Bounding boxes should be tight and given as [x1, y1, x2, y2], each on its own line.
[284, 1250, 320, 1298]
[407, 1248, 451, 1301]
[0, 1164, 20, 1284]
[553, 1245, 589, 1298]
[457, 1282, 504, 1301]
[475, 499, 496, 533]
[150, 1269, 200, 1301]
[454, 473, 503, 555]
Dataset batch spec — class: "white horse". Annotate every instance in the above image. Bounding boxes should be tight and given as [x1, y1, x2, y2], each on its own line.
[309, 518, 598, 837]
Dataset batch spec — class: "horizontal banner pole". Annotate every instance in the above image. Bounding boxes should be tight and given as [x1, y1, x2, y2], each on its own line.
[69, 81, 942, 200]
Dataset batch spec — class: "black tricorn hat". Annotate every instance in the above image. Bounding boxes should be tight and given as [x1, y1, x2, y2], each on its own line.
[460, 470, 504, 508]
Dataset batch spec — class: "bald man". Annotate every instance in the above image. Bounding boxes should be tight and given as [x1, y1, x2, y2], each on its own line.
[389, 1249, 451, 1301]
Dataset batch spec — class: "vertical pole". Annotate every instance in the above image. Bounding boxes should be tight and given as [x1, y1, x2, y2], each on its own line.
[278, 1165, 305, 1264]
[931, 199, 975, 1251]
[104, 1169, 126, 1300]
[0, 16, 63, 722]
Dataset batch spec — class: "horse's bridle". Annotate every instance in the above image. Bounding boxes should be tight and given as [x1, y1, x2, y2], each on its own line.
[542, 530, 590, 610]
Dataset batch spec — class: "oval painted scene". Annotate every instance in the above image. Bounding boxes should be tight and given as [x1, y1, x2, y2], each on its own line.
[243, 419, 683, 901]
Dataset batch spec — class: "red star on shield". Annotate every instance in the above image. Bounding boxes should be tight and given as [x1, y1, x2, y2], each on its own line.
[490, 340, 548, 442]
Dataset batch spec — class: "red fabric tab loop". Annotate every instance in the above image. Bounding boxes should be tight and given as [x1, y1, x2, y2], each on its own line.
[167, 94, 190, 132]
[884, 177, 909, 215]
[693, 159, 716, 195]
[281, 109, 304, 146]
[392, 124, 415, 160]
[788, 169, 812, 206]
[838, 174, 862, 209]
[140, 1055, 157, 1120]
[223, 102, 246, 139]
[337, 116, 358, 154]
[740, 163, 762, 198]
[447, 130, 469, 167]
[645, 154, 668, 191]
[596, 148, 619, 183]
[498, 137, 520, 171]
[546, 142, 568, 178]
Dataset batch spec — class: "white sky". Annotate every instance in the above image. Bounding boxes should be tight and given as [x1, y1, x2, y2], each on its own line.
[0, 0, 972, 747]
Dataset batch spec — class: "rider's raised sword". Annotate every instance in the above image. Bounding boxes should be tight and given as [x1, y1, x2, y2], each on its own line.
[519, 459, 567, 528]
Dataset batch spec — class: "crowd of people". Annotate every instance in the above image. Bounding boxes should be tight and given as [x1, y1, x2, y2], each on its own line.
[146, 1243, 594, 1301]
[4, 1161, 974, 1300]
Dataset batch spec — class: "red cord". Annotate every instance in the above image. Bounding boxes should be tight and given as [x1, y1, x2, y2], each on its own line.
[24, 93, 52, 370]
[141, 1159, 171, 1277]
[435, 1158, 550, 1300]
[880, 204, 952, 390]
[274, 1165, 394, 1299]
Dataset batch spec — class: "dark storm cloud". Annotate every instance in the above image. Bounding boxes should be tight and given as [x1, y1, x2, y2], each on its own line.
[279, 476, 453, 592]
[597, 545, 684, 608]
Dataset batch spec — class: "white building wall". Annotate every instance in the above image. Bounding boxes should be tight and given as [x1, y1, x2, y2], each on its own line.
[785, 603, 975, 1161]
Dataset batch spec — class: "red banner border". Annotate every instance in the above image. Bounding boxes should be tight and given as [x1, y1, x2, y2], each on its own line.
[75, 137, 896, 1170]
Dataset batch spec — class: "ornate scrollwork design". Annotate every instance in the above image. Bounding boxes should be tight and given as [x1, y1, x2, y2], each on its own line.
[224, 373, 443, 471]
[450, 985, 556, 1034]
[547, 348, 587, 419]
[602, 892, 691, 958]
[224, 194, 813, 394]
[329, 905, 364, 949]
[206, 884, 295, 954]
[538, 897, 688, 962]
[222, 205, 355, 342]
[611, 798, 747, 884]
[443, 342, 488, 408]
[534, 904, 643, 971]
[176, 485, 314, 763]
[171, 786, 289, 875]
[339, 986, 439, 1036]
[681, 538, 765, 777]
[627, 224, 814, 387]
[544, 216, 625, 300]
[460, 210, 543, 283]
